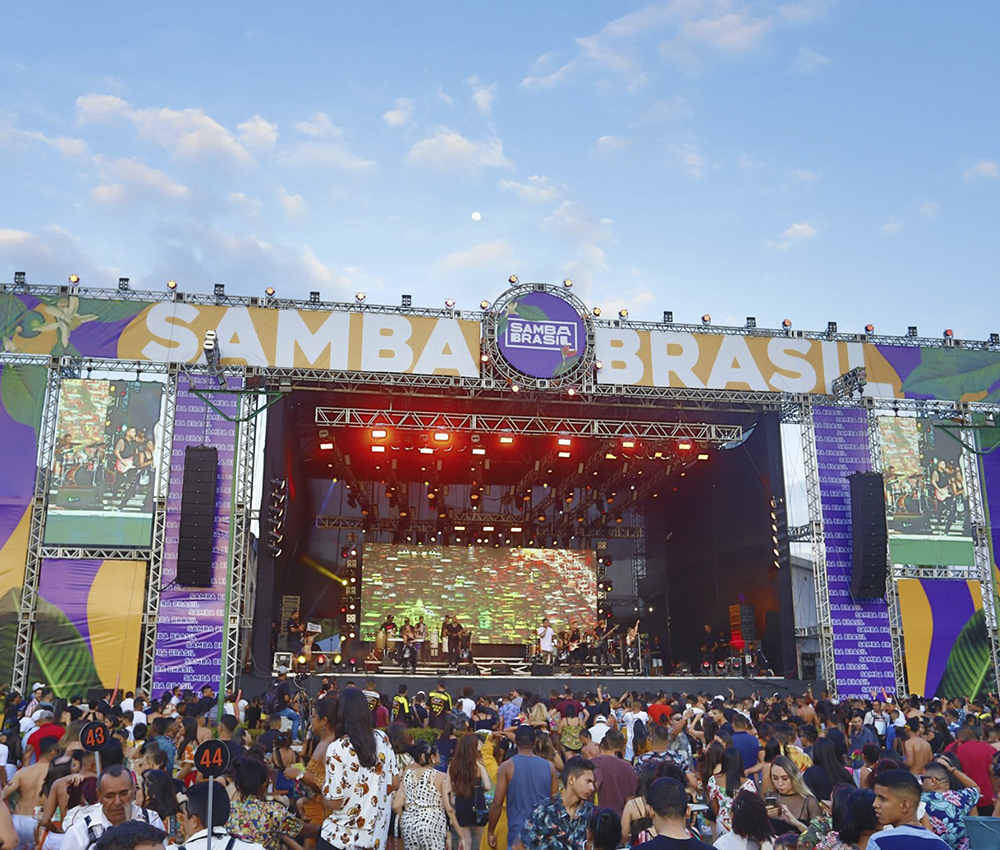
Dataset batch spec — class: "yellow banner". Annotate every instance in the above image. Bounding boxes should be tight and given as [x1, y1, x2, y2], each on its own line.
[115, 303, 482, 376]
[594, 329, 905, 396]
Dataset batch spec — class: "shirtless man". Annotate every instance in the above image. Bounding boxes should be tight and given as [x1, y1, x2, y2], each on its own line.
[902, 718, 932, 777]
[2, 736, 59, 849]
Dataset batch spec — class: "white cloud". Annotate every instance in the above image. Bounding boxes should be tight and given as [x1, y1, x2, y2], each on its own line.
[280, 142, 375, 171]
[779, 0, 833, 23]
[543, 200, 613, 244]
[633, 95, 690, 126]
[774, 221, 818, 249]
[89, 158, 191, 206]
[228, 192, 264, 216]
[277, 187, 309, 220]
[790, 167, 821, 182]
[295, 112, 342, 138]
[406, 128, 513, 173]
[467, 76, 497, 115]
[0, 119, 90, 159]
[433, 239, 514, 275]
[880, 218, 903, 234]
[678, 11, 773, 53]
[0, 224, 119, 284]
[499, 175, 564, 204]
[794, 46, 830, 72]
[596, 135, 630, 154]
[963, 160, 999, 181]
[437, 86, 453, 106]
[237, 115, 278, 151]
[382, 98, 415, 127]
[75, 93, 255, 167]
[918, 200, 940, 218]
[669, 138, 708, 179]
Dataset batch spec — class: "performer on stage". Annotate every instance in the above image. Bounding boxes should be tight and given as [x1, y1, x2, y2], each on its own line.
[700, 623, 718, 666]
[287, 609, 304, 657]
[414, 615, 428, 663]
[624, 619, 641, 672]
[444, 614, 463, 667]
[593, 618, 619, 667]
[537, 618, 555, 665]
[400, 617, 417, 674]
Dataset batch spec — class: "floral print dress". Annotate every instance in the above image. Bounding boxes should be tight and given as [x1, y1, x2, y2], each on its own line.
[322, 730, 396, 850]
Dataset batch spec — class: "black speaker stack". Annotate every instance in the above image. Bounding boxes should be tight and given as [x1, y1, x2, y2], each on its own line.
[176, 446, 218, 587]
[849, 471, 888, 599]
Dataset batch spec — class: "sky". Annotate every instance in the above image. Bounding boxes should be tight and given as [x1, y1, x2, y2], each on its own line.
[1, 1, 998, 338]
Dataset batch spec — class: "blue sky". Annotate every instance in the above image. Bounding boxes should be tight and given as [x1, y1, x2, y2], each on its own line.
[2, 1, 998, 337]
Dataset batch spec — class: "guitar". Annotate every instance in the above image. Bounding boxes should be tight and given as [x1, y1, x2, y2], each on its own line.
[595, 623, 621, 647]
[115, 456, 135, 474]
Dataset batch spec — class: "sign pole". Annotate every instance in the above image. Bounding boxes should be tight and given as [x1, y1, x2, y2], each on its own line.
[206, 776, 214, 850]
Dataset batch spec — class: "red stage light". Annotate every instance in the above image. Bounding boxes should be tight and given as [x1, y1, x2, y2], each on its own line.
[677, 441, 692, 451]
[371, 429, 387, 439]
[433, 431, 450, 442]
[319, 442, 334, 450]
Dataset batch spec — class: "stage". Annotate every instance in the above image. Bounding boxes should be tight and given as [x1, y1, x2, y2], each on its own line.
[238, 672, 821, 701]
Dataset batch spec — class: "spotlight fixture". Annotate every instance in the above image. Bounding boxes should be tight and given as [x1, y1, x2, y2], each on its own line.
[567, 387, 577, 396]
[309, 291, 320, 303]
[444, 297, 456, 308]
[827, 321, 838, 334]
[68, 274, 80, 284]
[663, 311, 673, 323]
[371, 445, 386, 453]
[480, 299, 490, 310]
[402, 294, 412, 308]
[118, 278, 130, 291]
[701, 314, 711, 325]
[618, 308, 629, 319]
[746, 317, 757, 329]
[991, 333, 1000, 346]
[595, 360, 603, 370]
[510, 383, 520, 393]
[563, 278, 573, 288]
[167, 279, 178, 290]
[480, 353, 489, 363]
[432, 431, 450, 442]
[214, 283, 226, 299]
[782, 318, 792, 329]
[943, 328, 954, 339]
[557, 437, 572, 446]
[592, 307, 602, 317]
[265, 286, 276, 297]
[508, 275, 518, 284]
[865, 323, 875, 334]
[355, 291, 366, 302]
[907, 325, 918, 338]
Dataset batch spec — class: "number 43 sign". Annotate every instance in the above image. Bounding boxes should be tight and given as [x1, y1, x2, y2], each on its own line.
[80, 721, 110, 752]
[194, 740, 231, 778]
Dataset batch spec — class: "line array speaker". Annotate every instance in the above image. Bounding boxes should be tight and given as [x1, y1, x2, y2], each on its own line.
[849, 471, 888, 599]
[177, 446, 218, 586]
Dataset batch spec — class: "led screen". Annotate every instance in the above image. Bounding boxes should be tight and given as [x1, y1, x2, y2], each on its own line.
[361, 544, 596, 644]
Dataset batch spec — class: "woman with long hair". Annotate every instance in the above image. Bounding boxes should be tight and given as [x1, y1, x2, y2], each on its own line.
[533, 730, 564, 773]
[707, 748, 757, 835]
[816, 788, 879, 850]
[858, 744, 880, 790]
[228, 756, 313, 850]
[714, 789, 776, 850]
[621, 764, 658, 847]
[802, 738, 855, 802]
[392, 740, 461, 850]
[436, 722, 457, 772]
[137, 769, 183, 845]
[386, 723, 414, 850]
[321, 687, 396, 850]
[766, 755, 821, 835]
[284, 697, 338, 849]
[173, 717, 199, 785]
[448, 733, 493, 850]
[557, 703, 584, 758]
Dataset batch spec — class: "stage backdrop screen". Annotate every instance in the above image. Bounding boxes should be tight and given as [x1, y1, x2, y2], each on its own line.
[361, 544, 597, 644]
[44, 378, 162, 547]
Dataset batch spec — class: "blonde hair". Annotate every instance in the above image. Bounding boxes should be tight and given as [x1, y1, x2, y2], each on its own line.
[770, 755, 814, 800]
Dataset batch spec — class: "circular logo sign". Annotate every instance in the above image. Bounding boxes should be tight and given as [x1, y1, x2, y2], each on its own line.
[194, 739, 232, 778]
[496, 290, 586, 380]
[80, 721, 110, 752]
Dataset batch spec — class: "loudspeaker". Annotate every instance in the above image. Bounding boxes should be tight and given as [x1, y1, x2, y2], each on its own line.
[849, 471, 888, 599]
[569, 664, 587, 676]
[457, 663, 480, 676]
[531, 663, 553, 676]
[177, 446, 218, 586]
[490, 663, 513, 676]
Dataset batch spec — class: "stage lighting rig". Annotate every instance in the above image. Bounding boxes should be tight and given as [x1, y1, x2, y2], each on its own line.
[203, 330, 226, 387]
[832, 366, 867, 398]
[118, 278, 130, 291]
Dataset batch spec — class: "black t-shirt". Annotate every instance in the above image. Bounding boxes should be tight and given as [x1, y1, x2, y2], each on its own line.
[258, 729, 280, 752]
[413, 704, 428, 726]
[474, 707, 499, 731]
[634, 835, 713, 850]
[245, 705, 262, 730]
[277, 680, 294, 706]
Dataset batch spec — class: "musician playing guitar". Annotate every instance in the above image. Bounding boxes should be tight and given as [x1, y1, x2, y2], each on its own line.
[593, 618, 621, 667]
[112, 426, 138, 497]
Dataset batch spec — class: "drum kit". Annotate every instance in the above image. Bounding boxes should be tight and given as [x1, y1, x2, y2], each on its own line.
[55, 439, 106, 489]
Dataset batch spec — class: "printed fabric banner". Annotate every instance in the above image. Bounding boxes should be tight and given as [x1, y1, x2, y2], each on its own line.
[28, 559, 146, 696]
[813, 406, 896, 697]
[0, 363, 47, 682]
[977, 427, 1000, 612]
[151, 375, 238, 694]
[898, 578, 991, 699]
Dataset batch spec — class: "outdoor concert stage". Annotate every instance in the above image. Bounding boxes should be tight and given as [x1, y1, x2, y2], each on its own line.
[239, 672, 821, 701]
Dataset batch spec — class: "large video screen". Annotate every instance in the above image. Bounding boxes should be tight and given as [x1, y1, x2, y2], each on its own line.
[45, 379, 162, 547]
[361, 544, 597, 644]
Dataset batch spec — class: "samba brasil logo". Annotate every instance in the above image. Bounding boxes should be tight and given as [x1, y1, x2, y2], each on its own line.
[496, 290, 587, 380]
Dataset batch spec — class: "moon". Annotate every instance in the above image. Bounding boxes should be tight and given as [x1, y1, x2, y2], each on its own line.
[471, 211, 482, 221]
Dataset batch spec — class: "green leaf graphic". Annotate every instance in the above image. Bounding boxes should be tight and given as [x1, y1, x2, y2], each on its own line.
[936, 607, 993, 699]
[514, 304, 549, 322]
[552, 354, 581, 377]
[901, 349, 1000, 402]
[0, 293, 44, 342]
[498, 315, 509, 340]
[0, 588, 103, 697]
[0, 363, 47, 430]
[76, 298, 149, 323]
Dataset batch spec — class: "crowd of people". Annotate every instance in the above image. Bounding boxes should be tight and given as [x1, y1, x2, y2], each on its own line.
[2, 678, 1000, 850]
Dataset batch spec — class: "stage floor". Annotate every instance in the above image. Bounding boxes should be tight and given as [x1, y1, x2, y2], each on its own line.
[239, 672, 820, 701]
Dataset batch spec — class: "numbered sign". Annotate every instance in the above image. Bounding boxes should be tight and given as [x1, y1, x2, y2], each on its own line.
[194, 740, 231, 778]
[80, 721, 110, 752]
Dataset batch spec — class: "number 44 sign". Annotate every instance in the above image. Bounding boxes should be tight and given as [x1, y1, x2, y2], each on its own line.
[194, 740, 231, 778]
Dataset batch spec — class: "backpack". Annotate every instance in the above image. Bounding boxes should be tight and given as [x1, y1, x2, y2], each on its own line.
[262, 681, 283, 716]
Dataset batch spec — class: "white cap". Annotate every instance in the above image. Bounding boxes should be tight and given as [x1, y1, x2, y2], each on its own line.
[31, 682, 45, 692]
[593, 714, 608, 723]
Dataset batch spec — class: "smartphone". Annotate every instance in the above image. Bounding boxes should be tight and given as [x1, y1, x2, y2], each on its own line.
[690, 804, 709, 813]
[764, 793, 778, 807]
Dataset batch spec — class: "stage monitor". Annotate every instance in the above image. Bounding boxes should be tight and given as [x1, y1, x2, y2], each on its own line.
[361, 543, 596, 644]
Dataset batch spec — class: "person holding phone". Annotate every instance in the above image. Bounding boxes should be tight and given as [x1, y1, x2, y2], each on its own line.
[765, 756, 820, 835]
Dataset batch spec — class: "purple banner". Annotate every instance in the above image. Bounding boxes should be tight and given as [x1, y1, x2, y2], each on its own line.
[813, 406, 896, 697]
[977, 429, 1000, 605]
[497, 290, 585, 380]
[151, 376, 238, 694]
